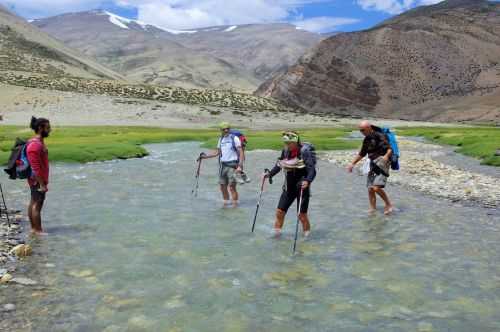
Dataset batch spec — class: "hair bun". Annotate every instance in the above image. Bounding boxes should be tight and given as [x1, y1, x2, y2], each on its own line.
[30, 116, 38, 130]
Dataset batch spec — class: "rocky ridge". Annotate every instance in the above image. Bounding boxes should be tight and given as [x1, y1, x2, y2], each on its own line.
[256, 0, 500, 123]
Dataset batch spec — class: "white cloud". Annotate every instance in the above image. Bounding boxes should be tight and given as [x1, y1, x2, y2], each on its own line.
[0, 0, 104, 18]
[123, 0, 324, 30]
[0, 0, 359, 32]
[356, 0, 442, 15]
[293, 16, 360, 33]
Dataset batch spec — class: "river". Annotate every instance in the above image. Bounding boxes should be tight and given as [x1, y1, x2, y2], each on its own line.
[1, 142, 499, 331]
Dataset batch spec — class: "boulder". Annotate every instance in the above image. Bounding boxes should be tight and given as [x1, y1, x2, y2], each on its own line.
[9, 244, 32, 257]
[0, 273, 13, 283]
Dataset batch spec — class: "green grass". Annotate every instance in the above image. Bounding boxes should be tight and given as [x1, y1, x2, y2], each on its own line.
[0, 126, 360, 165]
[397, 127, 500, 166]
[2, 125, 498, 167]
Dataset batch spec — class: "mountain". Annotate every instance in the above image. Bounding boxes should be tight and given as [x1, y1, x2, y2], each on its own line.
[0, 5, 123, 80]
[256, 0, 500, 123]
[166, 23, 323, 82]
[33, 11, 322, 92]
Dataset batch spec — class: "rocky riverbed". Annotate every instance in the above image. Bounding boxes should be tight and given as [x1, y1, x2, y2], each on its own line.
[325, 138, 500, 209]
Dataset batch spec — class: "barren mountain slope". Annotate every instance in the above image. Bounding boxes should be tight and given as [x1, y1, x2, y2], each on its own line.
[33, 11, 258, 91]
[34, 11, 322, 91]
[0, 5, 123, 80]
[256, 0, 500, 123]
[167, 23, 323, 82]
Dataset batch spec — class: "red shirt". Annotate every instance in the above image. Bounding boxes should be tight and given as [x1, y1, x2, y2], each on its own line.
[26, 138, 49, 187]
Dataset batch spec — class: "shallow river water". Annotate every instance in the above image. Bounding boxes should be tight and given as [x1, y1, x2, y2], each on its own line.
[2, 142, 500, 332]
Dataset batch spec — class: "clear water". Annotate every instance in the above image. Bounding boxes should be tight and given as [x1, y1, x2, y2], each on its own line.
[2, 142, 500, 332]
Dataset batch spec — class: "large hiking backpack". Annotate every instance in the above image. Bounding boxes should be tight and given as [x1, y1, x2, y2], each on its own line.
[300, 143, 317, 167]
[3, 138, 32, 180]
[229, 130, 248, 150]
[373, 126, 400, 170]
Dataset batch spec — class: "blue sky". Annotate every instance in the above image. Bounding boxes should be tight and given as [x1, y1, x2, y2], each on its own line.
[1, 0, 496, 33]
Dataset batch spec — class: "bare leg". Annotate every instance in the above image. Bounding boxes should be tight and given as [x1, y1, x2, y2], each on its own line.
[373, 187, 393, 214]
[28, 199, 34, 227]
[299, 213, 311, 233]
[220, 184, 230, 206]
[368, 187, 377, 214]
[30, 200, 44, 234]
[273, 209, 286, 236]
[229, 184, 239, 207]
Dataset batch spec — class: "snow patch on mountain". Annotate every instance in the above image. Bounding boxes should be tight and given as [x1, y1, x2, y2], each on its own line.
[224, 26, 238, 32]
[100, 10, 197, 34]
[161, 27, 198, 35]
[104, 11, 130, 30]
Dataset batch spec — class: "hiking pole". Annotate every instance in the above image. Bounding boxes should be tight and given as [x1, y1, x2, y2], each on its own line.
[292, 187, 305, 254]
[251, 169, 271, 233]
[0, 184, 11, 227]
[191, 153, 204, 197]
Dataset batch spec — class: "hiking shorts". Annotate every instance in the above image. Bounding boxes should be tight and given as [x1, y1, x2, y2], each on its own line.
[367, 157, 390, 188]
[278, 187, 310, 214]
[30, 185, 46, 204]
[219, 162, 238, 186]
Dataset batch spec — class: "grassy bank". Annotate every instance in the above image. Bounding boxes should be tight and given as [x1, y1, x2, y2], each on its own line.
[0, 126, 359, 164]
[397, 127, 500, 166]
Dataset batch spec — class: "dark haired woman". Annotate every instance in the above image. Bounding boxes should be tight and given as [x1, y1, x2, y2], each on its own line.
[27, 116, 51, 235]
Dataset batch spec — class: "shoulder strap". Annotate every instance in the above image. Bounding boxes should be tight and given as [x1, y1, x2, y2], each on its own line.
[230, 134, 237, 152]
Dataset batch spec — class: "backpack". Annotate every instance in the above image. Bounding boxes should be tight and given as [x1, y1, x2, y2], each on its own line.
[229, 130, 248, 150]
[373, 126, 400, 170]
[3, 138, 32, 180]
[284, 143, 317, 167]
[300, 143, 317, 167]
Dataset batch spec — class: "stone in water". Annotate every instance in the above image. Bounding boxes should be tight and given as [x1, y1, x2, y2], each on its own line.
[10, 244, 33, 258]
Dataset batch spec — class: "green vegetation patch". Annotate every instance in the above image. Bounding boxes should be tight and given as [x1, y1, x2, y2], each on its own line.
[397, 127, 500, 166]
[0, 126, 359, 165]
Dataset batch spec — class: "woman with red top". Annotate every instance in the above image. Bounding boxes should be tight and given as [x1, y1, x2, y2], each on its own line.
[264, 132, 317, 238]
[26, 116, 51, 235]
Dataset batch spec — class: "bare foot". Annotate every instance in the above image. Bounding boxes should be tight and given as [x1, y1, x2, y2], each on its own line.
[31, 230, 49, 236]
[368, 209, 376, 215]
[271, 228, 282, 238]
[384, 206, 394, 215]
[232, 200, 239, 208]
[304, 231, 311, 239]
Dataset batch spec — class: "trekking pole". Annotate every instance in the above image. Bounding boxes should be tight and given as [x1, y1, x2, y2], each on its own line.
[0, 184, 11, 227]
[191, 153, 203, 197]
[292, 187, 304, 254]
[251, 169, 271, 233]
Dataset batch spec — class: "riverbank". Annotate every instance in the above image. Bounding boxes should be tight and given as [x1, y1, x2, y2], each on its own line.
[396, 127, 500, 167]
[0, 208, 27, 285]
[2, 125, 498, 166]
[325, 138, 500, 209]
[0, 126, 359, 164]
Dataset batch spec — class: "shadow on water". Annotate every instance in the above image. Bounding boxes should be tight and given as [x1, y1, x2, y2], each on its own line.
[1, 142, 500, 332]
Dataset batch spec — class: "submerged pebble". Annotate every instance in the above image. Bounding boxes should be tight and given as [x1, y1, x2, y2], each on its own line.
[2, 303, 16, 312]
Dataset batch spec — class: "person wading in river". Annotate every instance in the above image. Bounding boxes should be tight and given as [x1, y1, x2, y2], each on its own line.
[264, 131, 317, 238]
[27, 116, 51, 235]
[200, 122, 244, 207]
[347, 120, 394, 215]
